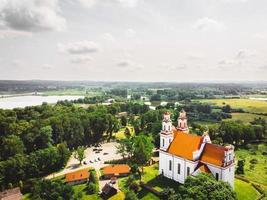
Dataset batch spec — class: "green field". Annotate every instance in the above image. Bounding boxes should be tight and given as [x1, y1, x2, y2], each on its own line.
[225, 113, 267, 123]
[235, 144, 267, 186]
[201, 99, 267, 113]
[234, 179, 260, 200]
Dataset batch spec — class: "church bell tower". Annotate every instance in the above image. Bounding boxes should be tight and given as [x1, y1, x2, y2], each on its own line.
[177, 109, 189, 133]
[160, 112, 173, 151]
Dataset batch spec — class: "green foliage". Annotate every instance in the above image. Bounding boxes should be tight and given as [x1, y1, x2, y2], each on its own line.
[161, 187, 181, 200]
[1, 135, 24, 159]
[87, 182, 97, 194]
[125, 190, 138, 200]
[236, 159, 245, 174]
[31, 179, 74, 200]
[180, 173, 237, 200]
[121, 116, 128, 126]
[74, 146, 85, 164]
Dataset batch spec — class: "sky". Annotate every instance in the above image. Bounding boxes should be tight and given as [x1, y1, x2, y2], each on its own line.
[0, 0, 267, 82]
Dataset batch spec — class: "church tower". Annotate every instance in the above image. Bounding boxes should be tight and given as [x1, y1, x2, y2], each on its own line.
[160, 112, 173, 151]
[177, 109, 189, 133]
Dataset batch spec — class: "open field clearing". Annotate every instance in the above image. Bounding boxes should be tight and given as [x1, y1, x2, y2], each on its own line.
[225, 113, 267, 123]
[235, 144, 267, 186]
[201, 99, 267, 113]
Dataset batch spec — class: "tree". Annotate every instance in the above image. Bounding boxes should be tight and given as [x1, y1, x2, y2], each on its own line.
[106, 114, 119, 141]
[121, 116, 127, 126]
[116, 137, 134, 160]
[161, 187, 181, 200]
[222, 105, 231, 113]
[180, 173, 236, 200]
[36, 125, 53, 149]
[236, 159, 245, 174]
[74, 146, 86, 165]
[1, 135, 24, 159]
[133, 134, 154, 176]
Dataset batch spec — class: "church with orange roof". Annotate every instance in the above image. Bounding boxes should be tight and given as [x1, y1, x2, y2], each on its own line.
[159, 109, 235, 187]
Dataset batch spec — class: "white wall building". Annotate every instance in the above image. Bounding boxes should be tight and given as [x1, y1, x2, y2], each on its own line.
[159, 110, 235, 187]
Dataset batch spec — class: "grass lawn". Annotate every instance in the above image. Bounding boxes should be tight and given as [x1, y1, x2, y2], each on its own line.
[142, 164, 179, 193]
[225, 113, 267, 123]
[114, 125, 134, 139]
[234, 179, 260, 200]
[201, 99, 267, 113]
[72, 183, 100, 200]
[235, 144, 267, 186]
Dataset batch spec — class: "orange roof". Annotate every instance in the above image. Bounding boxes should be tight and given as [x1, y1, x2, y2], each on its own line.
[103, 164, 130, 175]
[200, 143, 226, 167]
[65, 169, 89, 183]
[168, 131, 202, 160]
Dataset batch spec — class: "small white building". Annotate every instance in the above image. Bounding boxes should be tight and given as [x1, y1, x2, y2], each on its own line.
[159, 110, 235, 187]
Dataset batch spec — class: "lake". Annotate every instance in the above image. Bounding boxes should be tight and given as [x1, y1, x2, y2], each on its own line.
[0, 95, 84, 109]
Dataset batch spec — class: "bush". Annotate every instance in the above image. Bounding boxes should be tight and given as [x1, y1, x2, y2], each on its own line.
[87, 182, 97, 194]
[129, 181, 139, 193]
[125, 190, 138, 200]
[249, 158, 258, 164]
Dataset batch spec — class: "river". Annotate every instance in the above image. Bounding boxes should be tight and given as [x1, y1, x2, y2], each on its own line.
[0, 95, 84, 109]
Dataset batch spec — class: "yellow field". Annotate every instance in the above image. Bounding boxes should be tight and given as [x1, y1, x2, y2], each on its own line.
[201, 99, 267, 113]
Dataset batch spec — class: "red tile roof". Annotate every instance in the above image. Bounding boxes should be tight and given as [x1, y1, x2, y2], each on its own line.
[103, 164, 130, 175]
[167, 131, 202, 160]
[65, 169, 89, 183]
[200, 143, 226, 167]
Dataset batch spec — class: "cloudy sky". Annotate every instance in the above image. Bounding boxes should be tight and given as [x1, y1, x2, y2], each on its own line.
[0, 0, 267, 82]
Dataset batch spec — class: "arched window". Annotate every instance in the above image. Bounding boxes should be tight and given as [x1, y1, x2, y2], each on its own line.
[169, 160, 172, 171]
[187, 167, 190, 176]
[162, 139, 164, 147]
[177, 163, 181, 174]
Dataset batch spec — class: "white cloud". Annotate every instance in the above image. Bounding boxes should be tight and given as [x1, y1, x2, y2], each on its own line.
[42, 64, 53, 70]
[101, 33, 116, 43]
[116, 59, 143, 70]
[235, 49, 257, 59]
[77, 0, 140, 8]
[0, 0, 66, 32]
[58, 41, 100, 54]
[78, 0, 96, 8]
[193, 17, 225, 32]
[125, 28, 136, 38]
[253, 32, 267, 40]
[70, 55, 92, 64]
[0, 29, 32, 38]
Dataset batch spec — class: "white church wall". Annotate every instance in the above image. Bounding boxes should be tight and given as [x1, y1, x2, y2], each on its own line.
[159, 151, 173, 179]
[205, 163, 222, 180]
[222, 164, 235, 188]
[173, 156, 186, 183]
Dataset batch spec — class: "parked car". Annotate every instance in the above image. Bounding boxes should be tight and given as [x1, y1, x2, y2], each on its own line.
[83, 161, 87, 165]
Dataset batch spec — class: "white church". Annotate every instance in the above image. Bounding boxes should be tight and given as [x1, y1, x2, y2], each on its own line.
[159, 110, 235, 187]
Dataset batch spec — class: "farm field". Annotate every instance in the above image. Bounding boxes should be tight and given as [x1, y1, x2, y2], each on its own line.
[201, 99, 267, 113]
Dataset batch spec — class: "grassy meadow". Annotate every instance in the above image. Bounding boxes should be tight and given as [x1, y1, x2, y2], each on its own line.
[201, 98, 267, 113]
[226, 113, 267, 123]
[235, 144, 267, 186]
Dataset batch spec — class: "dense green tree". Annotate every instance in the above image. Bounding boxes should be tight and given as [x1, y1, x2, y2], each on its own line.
[236, 159, 245, 174]
[180, 173, 236, 200]
[1, 135, 24, 159]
